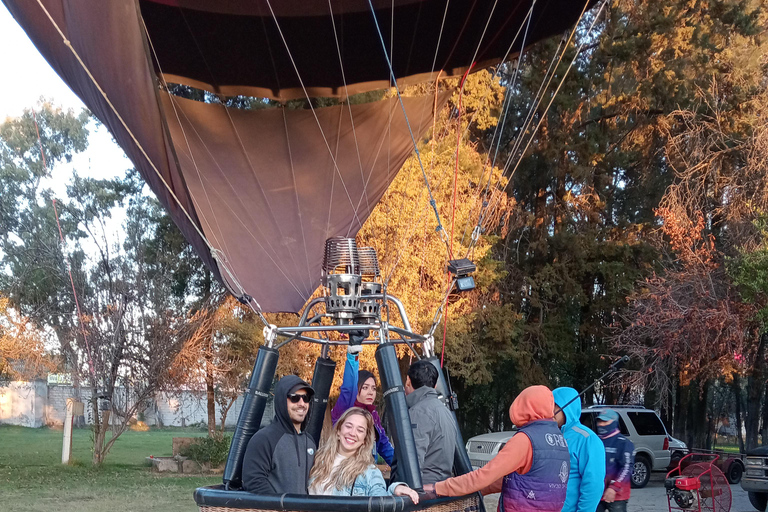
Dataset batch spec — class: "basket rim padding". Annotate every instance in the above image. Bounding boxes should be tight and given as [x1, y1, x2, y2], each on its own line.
[194, 485, 481, 512]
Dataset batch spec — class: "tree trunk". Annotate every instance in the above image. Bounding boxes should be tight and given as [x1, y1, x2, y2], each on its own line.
[685, 380, 710, 449]
[734, 373, 745, 453]
[92, 408, 110, 466]
[762, 380, 768, 447]
[220, 396, 236, 432]
[206, 357, 216, 437]
[676, 382, 689, 443]
[746, 334, 767, 450]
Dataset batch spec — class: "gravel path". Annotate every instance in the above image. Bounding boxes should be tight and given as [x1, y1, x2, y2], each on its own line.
[482, 473, 755, 511]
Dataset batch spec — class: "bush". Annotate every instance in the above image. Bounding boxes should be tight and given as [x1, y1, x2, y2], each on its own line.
[179, 435, 231, 467]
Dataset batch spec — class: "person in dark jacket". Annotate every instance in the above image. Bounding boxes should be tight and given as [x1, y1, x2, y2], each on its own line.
[596, 410, 634, 512]
[331, 330, 394, 465]
[242, 375, 316, 494]
[402, 359, 457, 485]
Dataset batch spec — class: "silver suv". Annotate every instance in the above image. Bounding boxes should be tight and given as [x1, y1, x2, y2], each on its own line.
[465, 405, 671, 489]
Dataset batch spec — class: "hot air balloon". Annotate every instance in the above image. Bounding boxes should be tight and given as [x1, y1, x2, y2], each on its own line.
[4, 1, 600, 510]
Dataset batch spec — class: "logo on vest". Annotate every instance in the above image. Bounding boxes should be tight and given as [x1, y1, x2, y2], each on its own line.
[307, 448, 314, 455]
[545, 432, 567, 448]
[527, 490, 536, 500]
[559, 461, 568, 483]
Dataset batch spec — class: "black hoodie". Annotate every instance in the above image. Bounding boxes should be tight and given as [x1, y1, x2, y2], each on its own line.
[242, 376, 316, 494]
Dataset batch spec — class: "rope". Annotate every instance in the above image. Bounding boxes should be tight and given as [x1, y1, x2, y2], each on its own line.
[366, 0, 451, 257]
[263, 0, 365, 232]
[462, 0, 600, 259]
[326, 0, 372, 235]
[460, 0, 537, 251]
[165, 12, 312, 297]
[480, 0, 609, 227]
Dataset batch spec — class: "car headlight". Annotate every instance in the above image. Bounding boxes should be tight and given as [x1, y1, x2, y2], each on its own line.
[747, 458, 763, 466]
[466, 441, 471, 452]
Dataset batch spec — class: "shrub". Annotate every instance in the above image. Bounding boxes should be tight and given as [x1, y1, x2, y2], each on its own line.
[180, 435, 231, 467]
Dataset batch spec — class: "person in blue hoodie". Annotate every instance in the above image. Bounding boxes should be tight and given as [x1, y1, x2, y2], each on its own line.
[552, 387, 606, 512]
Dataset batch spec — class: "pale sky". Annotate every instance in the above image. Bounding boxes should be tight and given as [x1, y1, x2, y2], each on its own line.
[1, 5, 135, 254]
[0, 5, 133, 198]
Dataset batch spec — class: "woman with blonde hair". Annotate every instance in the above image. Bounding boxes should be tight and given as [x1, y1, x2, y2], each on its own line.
[308, 407, 418, 503]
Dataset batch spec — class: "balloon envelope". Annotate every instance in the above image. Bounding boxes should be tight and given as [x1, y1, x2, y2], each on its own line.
[4, 0, 596, 311]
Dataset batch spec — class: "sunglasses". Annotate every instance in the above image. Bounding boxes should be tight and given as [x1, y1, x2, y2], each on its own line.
[288, 393, 311, 404]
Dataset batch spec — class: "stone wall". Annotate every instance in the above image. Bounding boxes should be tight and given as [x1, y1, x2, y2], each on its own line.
[0, 382, 274, 429]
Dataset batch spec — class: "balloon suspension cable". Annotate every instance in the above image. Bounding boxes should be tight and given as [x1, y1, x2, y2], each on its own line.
[461, 0, 600, 260]
[438, 66, 474, 366]
[502, 0, 608, 180]
[464, 0, 598, 259]
[384, 0, 537, 286]
[366, 0, 452, 260]
[553, 355, 630, 417]
[33, 0, 265, 314]
[462, 1, 537, 257]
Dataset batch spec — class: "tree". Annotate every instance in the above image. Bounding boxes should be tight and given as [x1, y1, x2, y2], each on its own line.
[0, 295, 54, 382]
[0, 102, 207, 464]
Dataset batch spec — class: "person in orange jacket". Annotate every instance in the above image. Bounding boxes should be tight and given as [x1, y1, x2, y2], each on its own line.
[423, 385, 570, 512]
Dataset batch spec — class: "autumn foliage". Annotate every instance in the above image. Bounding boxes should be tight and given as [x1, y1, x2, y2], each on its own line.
[615, 201, 755, 397]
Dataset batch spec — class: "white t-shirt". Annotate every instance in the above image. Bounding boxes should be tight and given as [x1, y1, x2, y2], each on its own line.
[309, 454, 347, 495]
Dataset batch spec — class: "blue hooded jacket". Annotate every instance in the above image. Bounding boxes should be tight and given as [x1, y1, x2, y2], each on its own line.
[552, 387, 606, 512]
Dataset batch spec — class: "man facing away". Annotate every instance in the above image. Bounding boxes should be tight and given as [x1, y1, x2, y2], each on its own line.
[242, 375, 316, 494]
[552, 387, 606, 512]
[596, 410, 634, 512]
[403, 359, 457, 485]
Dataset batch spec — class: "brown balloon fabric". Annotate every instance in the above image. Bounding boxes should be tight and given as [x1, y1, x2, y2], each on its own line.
[159, 92, 448, 311]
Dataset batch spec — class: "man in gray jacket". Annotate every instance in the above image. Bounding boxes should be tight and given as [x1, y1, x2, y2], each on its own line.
[404, 359, 457, 485]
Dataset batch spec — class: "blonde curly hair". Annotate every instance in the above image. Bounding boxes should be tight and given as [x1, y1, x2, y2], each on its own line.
[309, 407, 376, 490]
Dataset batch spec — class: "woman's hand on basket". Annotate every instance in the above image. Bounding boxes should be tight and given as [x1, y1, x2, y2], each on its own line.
[394, 484, 420, 504]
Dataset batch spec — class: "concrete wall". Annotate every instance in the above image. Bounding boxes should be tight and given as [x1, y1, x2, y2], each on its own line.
[0, 381, 47, 427]
[0, 382, 274, 429]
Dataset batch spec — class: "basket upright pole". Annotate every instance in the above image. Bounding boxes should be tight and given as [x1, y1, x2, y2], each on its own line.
[376, 342, 423, 490]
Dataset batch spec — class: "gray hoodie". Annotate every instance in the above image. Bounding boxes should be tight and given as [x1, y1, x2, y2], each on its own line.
[242, 375, 316, 494]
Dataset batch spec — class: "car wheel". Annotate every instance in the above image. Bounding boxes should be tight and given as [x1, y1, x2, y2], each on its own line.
[631, 455, 652, 488]
[727, 461, 743, 484]
[749, 491, 768, 511]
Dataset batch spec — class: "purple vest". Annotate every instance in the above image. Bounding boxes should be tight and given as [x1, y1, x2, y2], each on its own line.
[500, 420, 570, 512]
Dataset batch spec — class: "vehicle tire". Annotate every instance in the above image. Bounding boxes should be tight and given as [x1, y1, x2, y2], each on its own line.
[631, 455, 652, 488]
[749, 491, 768, 511]
[727, 461, 743, 484]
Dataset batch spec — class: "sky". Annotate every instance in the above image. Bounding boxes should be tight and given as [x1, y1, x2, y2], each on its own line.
[0, 5, 133, 198]
[1, 5, 136, 257]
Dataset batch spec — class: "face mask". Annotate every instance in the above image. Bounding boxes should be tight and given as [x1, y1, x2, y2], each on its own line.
[597, 420, 618, 437]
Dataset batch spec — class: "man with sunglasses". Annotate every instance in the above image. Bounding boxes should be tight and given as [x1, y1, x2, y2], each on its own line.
[243, 375, 316, 494]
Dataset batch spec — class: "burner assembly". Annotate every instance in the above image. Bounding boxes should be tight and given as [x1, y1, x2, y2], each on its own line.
[321, 237, 383, 324]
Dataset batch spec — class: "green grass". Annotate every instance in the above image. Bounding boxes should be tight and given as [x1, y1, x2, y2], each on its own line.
[0, 425, 220, 512]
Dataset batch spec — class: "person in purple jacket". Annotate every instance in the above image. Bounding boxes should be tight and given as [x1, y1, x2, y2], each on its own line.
[330, 330, 394, 466]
